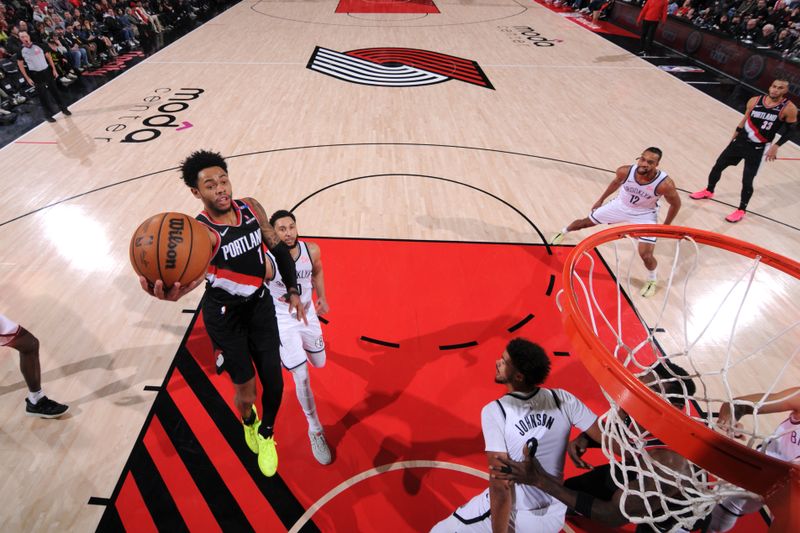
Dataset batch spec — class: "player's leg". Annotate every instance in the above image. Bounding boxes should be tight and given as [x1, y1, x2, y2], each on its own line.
[692, 141, 744, 199]
[298, 314, 331, 463]
[430, 489, 493, 533]
[2, 321, 69, 419]
[248, 293, 284, 476]
[201, 297, 261, 452]
[725, 145, 764, 223]
[551, 216, 598, 245]
[638, 227, 658, 297]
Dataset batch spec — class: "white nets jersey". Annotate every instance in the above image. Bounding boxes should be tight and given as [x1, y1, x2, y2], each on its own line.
[616, 164, 669, 212]
[266, 241, 314, 311]
[764, 415, 800, 463]
[482, 388, 597, 512]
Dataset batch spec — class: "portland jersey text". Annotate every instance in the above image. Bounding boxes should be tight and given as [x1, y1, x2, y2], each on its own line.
[196, 199, 266, 300]
[742, 96, 790, 144]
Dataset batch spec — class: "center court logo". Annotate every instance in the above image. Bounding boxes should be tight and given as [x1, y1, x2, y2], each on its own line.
[307, 47, 494, 89]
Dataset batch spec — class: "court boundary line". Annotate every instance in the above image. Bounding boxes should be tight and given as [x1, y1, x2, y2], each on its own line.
[1, 142, 797, 233]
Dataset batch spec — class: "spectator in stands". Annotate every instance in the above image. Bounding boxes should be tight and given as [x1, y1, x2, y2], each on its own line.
[675, 0, 693, 18]
[736, 0, 758, 17]
[5, 26, 22, 56]
[637, 0, 668, 55]
[45, 37, 77, 85]
[56, 25, 88, 71]
[774, 27, 797, 50]
[668, 0, 679, 14]
[754, 22, 778, 46]
[739, 17, 760, 41]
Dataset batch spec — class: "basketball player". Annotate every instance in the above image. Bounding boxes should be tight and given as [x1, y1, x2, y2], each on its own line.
[690, 79, 798, 223]
[265, 209, 332, 465]
[1, 313, 69, 418]
[430, 338, 601, 533]
[138, 150, 306, 477]
[707, 386, 800, 532]
[550, 147, 681, 298]
[491, 367, 699, 532]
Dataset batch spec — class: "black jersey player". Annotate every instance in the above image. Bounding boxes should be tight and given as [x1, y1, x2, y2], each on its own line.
[690, 79, 797, 223]
[138, 150, 306, 477]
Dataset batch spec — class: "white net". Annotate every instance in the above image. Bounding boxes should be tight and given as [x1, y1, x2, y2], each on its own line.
[561, 228, 800, 531]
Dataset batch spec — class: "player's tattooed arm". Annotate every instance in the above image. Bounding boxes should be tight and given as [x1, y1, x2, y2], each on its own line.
[242, 197, 282, 248]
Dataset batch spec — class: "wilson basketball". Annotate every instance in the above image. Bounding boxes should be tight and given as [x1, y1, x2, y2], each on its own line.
[129, 212, 213, 288]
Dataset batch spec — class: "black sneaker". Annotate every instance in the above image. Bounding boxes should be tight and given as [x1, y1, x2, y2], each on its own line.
[26, 397, 70, 418]
[61, 108, 72, 116]
[45, 116, 56, 123]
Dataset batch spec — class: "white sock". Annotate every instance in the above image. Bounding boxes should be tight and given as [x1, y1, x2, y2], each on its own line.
[291, 364, 323, 434]
[28, 390, 44, 404]
[561, 227, 569, 234]
[647, 269, 657, 281]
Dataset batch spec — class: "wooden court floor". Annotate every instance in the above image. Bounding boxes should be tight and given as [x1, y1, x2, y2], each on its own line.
[1, 0, 798, 530]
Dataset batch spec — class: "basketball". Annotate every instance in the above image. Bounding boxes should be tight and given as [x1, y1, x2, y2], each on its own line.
[129, 212, 213, 288]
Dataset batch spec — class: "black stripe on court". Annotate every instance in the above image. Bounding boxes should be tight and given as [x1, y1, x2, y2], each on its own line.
[507, 314, 534, 333]
[122, 430, 187, 532]
[439, 341, 479, 351]
[87, 497, 110, 506]
[182, 308, 195, 314]
[175, 347, 321, 532]
[360, 336, 400, 348]
[155, 390, 253, 531]
[554, 351, 570, 357]
[94, 506, 124, 531]
[143, 385, 161, 392]
[545, 275, 555, 296]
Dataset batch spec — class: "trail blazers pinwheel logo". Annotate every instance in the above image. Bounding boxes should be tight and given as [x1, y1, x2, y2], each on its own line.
[307, 46, 495, 89]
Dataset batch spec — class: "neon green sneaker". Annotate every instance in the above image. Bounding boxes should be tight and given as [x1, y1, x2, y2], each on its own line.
[640, 280, 657, 298]
[243, 406, 260, 454]
[257, 434, 278, 477]
[550, 232, 565, 245]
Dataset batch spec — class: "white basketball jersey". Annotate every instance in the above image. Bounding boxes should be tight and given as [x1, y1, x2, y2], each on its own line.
[482, 388, 597, 512]
[617, 164, 669, 211]
[266, 241, 314, 311]
[764, 415, 800, 463]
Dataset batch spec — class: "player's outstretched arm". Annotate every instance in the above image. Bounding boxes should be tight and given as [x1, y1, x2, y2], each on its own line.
[139, 275, 205, 301]
[568, 420, 603, 470]
[308, 242, 329, 315]
[659, 178, 681, 225]
[719, 387, 800, 428]
[243, 197, 307, 325]
[592, 167, 628, 210]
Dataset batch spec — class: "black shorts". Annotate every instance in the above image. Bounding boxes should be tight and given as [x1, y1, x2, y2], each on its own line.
[202, 287, 281, 385]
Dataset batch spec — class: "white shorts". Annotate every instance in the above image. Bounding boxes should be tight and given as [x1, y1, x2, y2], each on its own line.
[429, 489, 564, 533]
[278, 308, 325, 369]
[589, 200, 658, 243]
[0, 313, 21, 346]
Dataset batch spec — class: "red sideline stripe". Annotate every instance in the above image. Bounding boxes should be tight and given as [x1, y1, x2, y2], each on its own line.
[167, 367, 284, 530]
[143, 416, 222, 533]
[208, 266, 265, 287]
[116, 472, 158, 533]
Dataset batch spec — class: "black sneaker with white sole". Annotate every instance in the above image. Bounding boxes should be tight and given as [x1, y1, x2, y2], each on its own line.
[25, 397, 69, 418]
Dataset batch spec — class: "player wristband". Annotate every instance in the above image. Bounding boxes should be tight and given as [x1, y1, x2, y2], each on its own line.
[735, 126, 743, 133]
[574, 492, 594, 518]
[283, 288, 299, 300]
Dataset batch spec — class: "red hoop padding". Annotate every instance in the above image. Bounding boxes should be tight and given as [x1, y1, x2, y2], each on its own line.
[561, 224, 800, 532]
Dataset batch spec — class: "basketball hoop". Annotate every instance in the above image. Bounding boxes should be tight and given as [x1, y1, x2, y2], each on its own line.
[560, 224, 800, 532]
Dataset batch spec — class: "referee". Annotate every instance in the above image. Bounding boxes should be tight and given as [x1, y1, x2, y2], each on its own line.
[16, 31, 71, 123]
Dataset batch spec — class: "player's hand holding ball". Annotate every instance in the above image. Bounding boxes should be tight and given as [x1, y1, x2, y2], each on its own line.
[130, 212, 213, 301]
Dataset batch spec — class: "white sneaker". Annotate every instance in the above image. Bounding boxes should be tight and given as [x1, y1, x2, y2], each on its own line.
[59, 77, 73, 85]
[0, 108, 10, 115]
[12, 95, 26, 104]
[309, 432, 332, 465]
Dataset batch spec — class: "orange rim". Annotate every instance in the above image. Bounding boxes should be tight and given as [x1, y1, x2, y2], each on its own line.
[561, 224, 799, 530]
